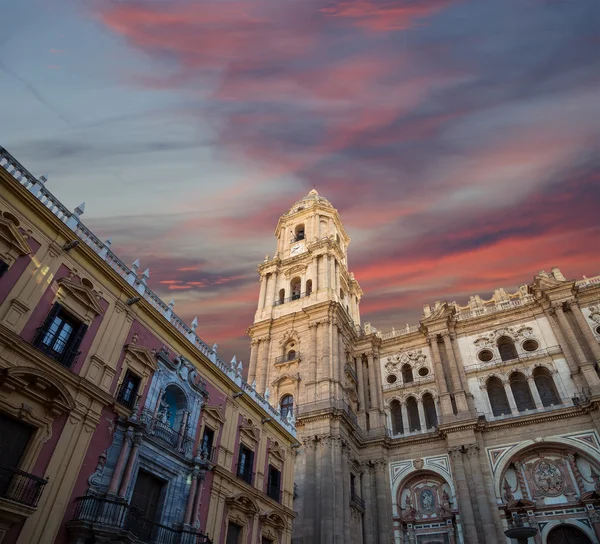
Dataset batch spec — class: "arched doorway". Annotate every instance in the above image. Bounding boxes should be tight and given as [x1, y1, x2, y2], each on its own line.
[547, 525, 592, 544]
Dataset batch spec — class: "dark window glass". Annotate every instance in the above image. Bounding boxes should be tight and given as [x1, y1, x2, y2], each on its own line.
[423, 394, 438, 428]
[406, 397, 420, 431]
[237, 445, 254, 484]
[0, 414, 34, 468]
[510, 373, 535, 412]
[497, 337, 518, 361]
[200, 427, 215, 459]
[267, 465, 281, 502]
[390, 401, 404, 434]
[280, 395, 294, 418]
[0, 260, 9, 278]
[33, 303, 87, 368]
[402, 364, 413, 383]
[226, 523, 243, 544]
[487, 377, 511, 416]
[533, 370, 560, 407]
[116, 371, 141, 409]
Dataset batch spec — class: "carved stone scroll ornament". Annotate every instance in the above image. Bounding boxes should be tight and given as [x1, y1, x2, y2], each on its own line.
[385, 349, 427, 373]
[531, 458, 565, 497]
[474, 325, 534, 348]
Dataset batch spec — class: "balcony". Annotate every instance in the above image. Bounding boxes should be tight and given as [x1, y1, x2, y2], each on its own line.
[344, 363, 358, 383]
[139, 408, 194, 456]
[32, 327, 80, 369]
[273, 292, 309, 306]
[68, 495, 212, 544]
[350, 490, 365, 512]
[275, 352, 301, 365]
[115, 382, 139, 410]
[0, 464, 47, 507]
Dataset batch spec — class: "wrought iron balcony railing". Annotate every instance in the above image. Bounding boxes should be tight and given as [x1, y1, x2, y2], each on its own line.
[273, 292, 308, 306]
[275, 352, 301, 365]
[0, 463, 47, 508]
[32, 327, 81, 369]
[115, 382, 139, 410]
[70, 495, 212, 543]
[350, 490, 365, 511]
[139, 408, 194, 456]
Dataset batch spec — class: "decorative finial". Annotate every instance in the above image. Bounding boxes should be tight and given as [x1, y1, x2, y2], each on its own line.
[191, 317, 198, 331]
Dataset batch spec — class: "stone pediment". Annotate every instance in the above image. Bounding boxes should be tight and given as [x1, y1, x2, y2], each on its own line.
[0, 216, 31, 256]
[226, 493, 259, 515]
[268, 441, 286, 464]
[422, 301, 454, 325]
[124, 344, 158, 372]
[259, 510, 286, 530]
[57, 277, 104, 316]
[271, 372, 301, 387]
[203, 405, 226, 425]
[239, 416, 261, 444]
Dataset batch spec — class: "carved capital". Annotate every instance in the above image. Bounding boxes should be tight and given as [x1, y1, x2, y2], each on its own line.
[448, 446, 463, 460]
[465, 445, 479, 458]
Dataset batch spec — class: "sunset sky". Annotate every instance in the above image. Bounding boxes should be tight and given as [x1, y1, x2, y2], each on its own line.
[2, 0, 599, 364]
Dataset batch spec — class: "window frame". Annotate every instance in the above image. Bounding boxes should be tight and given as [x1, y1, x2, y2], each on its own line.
[236, 444, 255, 485]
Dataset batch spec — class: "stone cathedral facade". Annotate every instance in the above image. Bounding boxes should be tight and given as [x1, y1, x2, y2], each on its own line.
[247, 190, 600, 544]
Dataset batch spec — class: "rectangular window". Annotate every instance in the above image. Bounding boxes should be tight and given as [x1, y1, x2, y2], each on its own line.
[350, 473, 356, 496]
[267, 464, 281, 502]
[236, 444, 254, 485]
[200, 427, 215, 460]
[33, 303, 87, 368]
[116, 371, 141, 409]
[226, 522, 243, 544]
[0, 260, 8, 278]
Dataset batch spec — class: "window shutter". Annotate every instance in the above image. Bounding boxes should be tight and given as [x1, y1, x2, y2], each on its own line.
[33, 303, 62, 345]
[64, 322, 88, 368]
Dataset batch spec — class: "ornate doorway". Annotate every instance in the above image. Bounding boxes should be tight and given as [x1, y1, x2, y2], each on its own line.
[546, 525, 592, 544]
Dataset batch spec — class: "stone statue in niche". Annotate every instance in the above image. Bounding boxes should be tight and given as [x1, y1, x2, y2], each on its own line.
[532, 459, 564, 496]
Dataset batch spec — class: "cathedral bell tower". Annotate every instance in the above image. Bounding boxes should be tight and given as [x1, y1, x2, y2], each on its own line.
[247, 189, 379, 544]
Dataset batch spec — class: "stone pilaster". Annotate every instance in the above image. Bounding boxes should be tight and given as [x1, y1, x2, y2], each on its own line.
[373, 459, 393, 543]
[360, 464, 377, 544]
[248, 339, 259, 384]
[466, 445, 497, 542]
[428, 335, 453, 415]
[569, 300, 600, 362]
[449, 447, 478, 544]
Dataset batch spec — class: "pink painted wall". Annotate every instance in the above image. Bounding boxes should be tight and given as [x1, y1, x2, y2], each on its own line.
[109, 319, 164, 403]
[21, 264, 70, 342]
[32, 413, 67, 477]
[0, 235, 41, 303]
[54, 405, 117, 544]
[70, 297, 109, 375]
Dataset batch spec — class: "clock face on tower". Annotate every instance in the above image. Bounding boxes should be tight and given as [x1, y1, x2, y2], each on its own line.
[290, 242, 304, 256]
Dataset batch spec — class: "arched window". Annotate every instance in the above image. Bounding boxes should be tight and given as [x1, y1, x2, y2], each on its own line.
[497, 336, 518, 361]
[284, 340, 297, 361]
[294, 224, 305, 241]
[287, 350, 296, 361]
[306, 279, 312, 296]
[422, 393, 437, 429]
[280, 395, 294, 418]
[290, 277, 301, 300]
[533, 367, 560, 407]
[406, 397, 421, 431]
[509, 372, 535, 412]
[278, 289, 285, 304]
[402, 364, 414, 384]
[487, 376, 511, 416]
[159, 385, 188, 430]
[390, 400, 404, 435]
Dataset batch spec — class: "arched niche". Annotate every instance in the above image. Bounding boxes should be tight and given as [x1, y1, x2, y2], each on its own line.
[396, 470, 455, 524]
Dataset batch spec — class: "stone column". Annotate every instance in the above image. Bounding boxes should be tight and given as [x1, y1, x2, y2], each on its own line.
[401, 403, 409, 435]
[569, 301, 600, 362]
[545, 307, 581, 377]
[118, 432, 142, 497]
[503, 381, 519, 414]
[374, 460, 393, 543]
[331, 323, 339, 394]
[449, 447, 478, 544]
[356, 357, 367, 427]
[257, 274, 267, 312]
[108, 429, 131, 494]
[373, 354, 385, 416]
[184, 469, 199, 525]
[428, 335, 453, 415]
[318, 320, 330, 382]
[192, 468, 207, 527]
[319, 437, 334, 543]
[248, 339, 259, 384]
[553, 303, 600, 389]
[361, 466, 376, 544]
[442, 332, 469, 412]
[367, 353, 380, 423]
[309, 322, 318, 382]
[527, 376, 544, 409]
[342, 446, 352, 544]
[417, 399, 427, 430]
[304, 438, 317, 544]
[466, 446, 496, 538]
[257, 337, 270, 394]
[338, 329, 346, 390]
